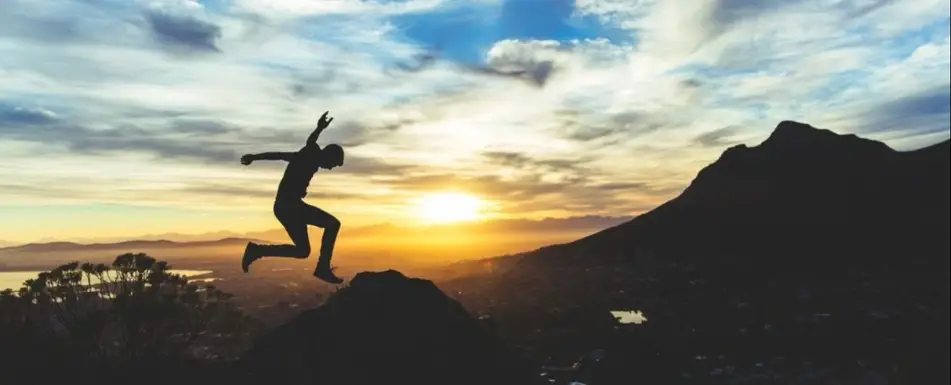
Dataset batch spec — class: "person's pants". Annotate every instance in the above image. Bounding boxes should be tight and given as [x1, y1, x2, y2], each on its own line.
[253, 199, 340, 267]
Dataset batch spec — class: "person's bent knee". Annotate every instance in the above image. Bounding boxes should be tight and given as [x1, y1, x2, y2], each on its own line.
[326, 216, 341, 231]
[293, 245, 311, 258]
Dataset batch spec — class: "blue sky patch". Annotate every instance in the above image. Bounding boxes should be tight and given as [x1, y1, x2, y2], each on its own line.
[388, 0, 634, 64]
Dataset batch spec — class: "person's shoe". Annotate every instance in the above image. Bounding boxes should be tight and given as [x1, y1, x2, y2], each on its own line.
[241, 243, 260, 273]
[313, 264, 343, 284]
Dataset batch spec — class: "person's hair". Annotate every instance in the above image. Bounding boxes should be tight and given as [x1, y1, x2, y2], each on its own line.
[322, 144, 344, 165]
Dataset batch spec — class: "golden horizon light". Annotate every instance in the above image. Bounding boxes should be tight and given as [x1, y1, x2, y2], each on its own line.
[414, 192, 485, 224]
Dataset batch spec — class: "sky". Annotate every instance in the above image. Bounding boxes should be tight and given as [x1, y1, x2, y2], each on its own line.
[0, 0, 949, 244]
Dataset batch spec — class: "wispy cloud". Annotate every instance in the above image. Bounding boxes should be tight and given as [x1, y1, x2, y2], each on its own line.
[0, 0, 948, 241]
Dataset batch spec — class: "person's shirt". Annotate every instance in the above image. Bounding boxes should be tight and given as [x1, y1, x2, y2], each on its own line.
[276, 144, 322, 200]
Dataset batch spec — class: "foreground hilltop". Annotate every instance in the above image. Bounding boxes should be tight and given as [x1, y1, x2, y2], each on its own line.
[238, 270, 542, 385]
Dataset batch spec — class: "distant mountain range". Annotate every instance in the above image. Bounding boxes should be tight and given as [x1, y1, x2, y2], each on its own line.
[1, 215, 632, 253]
[0, 237, 266, 253]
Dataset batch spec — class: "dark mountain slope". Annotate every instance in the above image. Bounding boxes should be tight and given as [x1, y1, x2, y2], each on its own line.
[440, 121, 949, 384]
[573, 120, 948, 262]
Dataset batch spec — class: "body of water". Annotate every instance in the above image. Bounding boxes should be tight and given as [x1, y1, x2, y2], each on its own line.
[610, 310, 648, 324]
[0, 270, 214, 291]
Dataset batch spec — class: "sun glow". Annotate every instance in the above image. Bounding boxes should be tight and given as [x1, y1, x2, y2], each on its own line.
[414, 192, 484, 223]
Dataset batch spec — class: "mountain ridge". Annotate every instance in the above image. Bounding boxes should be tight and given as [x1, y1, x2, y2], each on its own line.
[0, 237, 268, 253]
[564, 120, 948, 256]
[2, 215, 633, 251]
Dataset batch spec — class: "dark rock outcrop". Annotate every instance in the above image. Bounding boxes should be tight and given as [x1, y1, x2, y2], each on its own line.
[238, 270, 540, 385]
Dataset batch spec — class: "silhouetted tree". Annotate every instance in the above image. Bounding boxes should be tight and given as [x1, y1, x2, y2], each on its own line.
[0, 253, 259, 384]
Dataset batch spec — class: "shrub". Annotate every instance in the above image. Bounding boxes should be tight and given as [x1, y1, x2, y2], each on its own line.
[0, 253, 257, 383]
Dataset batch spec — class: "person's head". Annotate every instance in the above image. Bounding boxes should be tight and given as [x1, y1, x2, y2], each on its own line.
[320, 144, 344, 169]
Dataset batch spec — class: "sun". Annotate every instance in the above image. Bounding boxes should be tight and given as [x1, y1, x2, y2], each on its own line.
[414, 192, 484, 223]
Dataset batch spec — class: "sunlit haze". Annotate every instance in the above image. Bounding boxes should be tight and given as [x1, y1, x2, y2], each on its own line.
[414, 192, 485, 223]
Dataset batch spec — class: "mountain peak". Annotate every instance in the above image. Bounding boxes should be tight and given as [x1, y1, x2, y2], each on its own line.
[569, 118, 948, 265]
[764, 120, 829, 144]
[667, 120, 919, 212]
[760, 120, 892, 154]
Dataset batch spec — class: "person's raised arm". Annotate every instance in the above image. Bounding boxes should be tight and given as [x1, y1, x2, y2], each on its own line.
[306, 111, 334, 147]
[240, 152, 293, 165]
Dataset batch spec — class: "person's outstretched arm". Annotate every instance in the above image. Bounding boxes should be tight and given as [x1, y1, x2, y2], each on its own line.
[306, 111, 334, 147]
[241, 152, 293, 165]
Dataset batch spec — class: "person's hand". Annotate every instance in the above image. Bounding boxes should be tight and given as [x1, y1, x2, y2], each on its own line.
[240, 154, 254, 165]
[316, 111, 334, 130]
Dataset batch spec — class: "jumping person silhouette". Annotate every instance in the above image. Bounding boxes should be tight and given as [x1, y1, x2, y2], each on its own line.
[239, 111, 345, 284]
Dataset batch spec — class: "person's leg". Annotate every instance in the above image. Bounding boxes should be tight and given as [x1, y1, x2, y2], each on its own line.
[299, 203, 343, 283]
[242, 201, 311, 272]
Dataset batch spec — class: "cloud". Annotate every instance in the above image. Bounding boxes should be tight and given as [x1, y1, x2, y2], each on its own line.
[388, 48, 557, 87]
[180, 182, 358, 200]
[0, 116, 239, 164]
[231, 0, 450, 17]
[555, 110, 676, 143]
[874, 85, 951, 118]
[145, 9, 223, 54]
[180, 183, 277, 199]
[858, 85, 951, 139]
[693, 125, 740, 148]
[423, 177, 603, 215]
[0, 104, 59, 125]
[480, 150, 588, 173]
[0, 112, 418, 188]
[1, 0, 949, 241]
[373, 157, 671, 218]
[167, 119, 238, 135]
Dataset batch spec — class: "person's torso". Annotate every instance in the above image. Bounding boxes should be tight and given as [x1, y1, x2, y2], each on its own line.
[276, 146, 321, 200]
